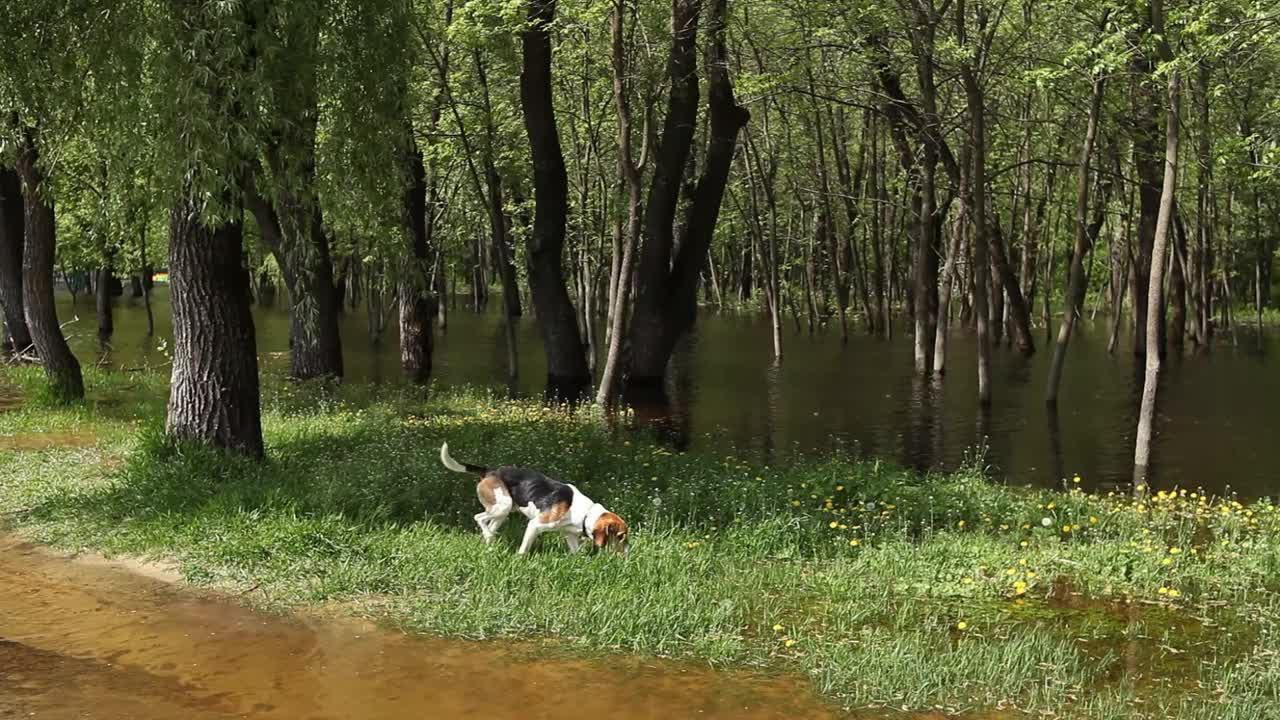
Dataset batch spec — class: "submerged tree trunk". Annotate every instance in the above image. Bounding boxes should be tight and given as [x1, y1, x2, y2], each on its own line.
[166, 194, 263, 457]
[1134, 37, 1179, 474]
[1046, 73, 1106, 405]
[0, 167, 32, 354]
[520, 0, 591, 400]
[16, 128, 83, 401]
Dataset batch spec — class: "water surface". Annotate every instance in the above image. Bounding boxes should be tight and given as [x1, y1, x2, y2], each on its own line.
[56, 289, 1279, 497]
[0, 535, 839, 719]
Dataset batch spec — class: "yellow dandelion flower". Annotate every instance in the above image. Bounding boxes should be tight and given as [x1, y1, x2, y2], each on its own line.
[1063, 525, 1072, 533]
[1169, 547, 1182, 554]
[1020, 541, 1029, 548]
[962, 577, 974, 585]
[1072, 476, 1081, 484]
[1168, 589, 1181, 598]
[836, 485, 844, 491]
[772, 624, 784, 632]
[958, 520, 966, 528]
[849, 539, 861, 546]
[790, 500, 801, 507]
[1089, 517, 1099, 524]
[956, 621, 969, 631]
[1162, 558, 1172, 565]
[784, 639, 796, 648]
[1013, 581, 1028, 595]
[1158, 587, 1169, 595]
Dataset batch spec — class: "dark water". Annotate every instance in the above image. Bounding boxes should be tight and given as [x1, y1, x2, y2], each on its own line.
[56, 289, 1279, 498]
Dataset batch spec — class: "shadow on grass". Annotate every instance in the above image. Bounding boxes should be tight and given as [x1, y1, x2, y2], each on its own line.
[14, 407, 515, 545]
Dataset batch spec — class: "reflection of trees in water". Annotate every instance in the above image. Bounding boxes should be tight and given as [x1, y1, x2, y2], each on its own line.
[621, 336, 698, 451]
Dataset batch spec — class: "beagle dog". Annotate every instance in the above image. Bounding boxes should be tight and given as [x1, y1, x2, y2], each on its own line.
[440, 443, 629, 555]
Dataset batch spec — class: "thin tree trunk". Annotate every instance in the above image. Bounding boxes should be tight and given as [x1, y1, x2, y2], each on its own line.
[1047, 73, 1106, 404]
[1134, 27, 1179, 473]
[96, 261, 114, 341]
[597, 0, 642, 404]
[959, 17, 991, 404]
[16, 128, 83, 401]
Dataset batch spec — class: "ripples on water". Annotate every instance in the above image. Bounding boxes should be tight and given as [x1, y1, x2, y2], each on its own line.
[56, 289, 1279, 497]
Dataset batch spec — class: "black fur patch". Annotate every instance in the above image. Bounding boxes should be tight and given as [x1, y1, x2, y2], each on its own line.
[491, 467, 573, 513]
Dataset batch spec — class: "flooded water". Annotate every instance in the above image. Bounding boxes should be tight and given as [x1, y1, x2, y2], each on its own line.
[57, 289, 1280, 497]
[0, 535, 840, 719]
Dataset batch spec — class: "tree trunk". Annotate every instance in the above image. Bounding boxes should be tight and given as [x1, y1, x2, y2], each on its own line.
[961, 54, 991, 404]
[1134, 31, 1179, 473]
[96, 262, 114, 340]
[1130, 57, 1163, 357]
[0, 167, 32, 354]
[1170, 209, 1188, 348]
[1046, 73, 1106, 405]
[166, 194, 263, 457]
[139, 225, 154, 336]
[16, 128, 83, 401]
[520, 0, 591, 400]
[399, 142, 435, 384]
[597, 0, 642, 405]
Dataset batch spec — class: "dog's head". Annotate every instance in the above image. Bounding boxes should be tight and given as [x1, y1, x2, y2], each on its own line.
[591, 512, 629, 553]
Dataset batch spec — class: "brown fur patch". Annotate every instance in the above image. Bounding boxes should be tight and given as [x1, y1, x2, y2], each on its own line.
[476, 475, 506, 511]
[537, 499, 571, 524]
[591, 512, 629, 550]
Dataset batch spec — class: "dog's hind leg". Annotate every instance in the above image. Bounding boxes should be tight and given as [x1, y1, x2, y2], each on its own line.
[474, 512, 496, 542]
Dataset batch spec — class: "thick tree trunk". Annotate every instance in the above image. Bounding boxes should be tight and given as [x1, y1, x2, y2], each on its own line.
[628, 0, 748, 383]
[166, 195, 263, 457]
[628, 0, 701, 380]
[1134, 45, 1179, 473]
[0, 167, 32, 354]
[521, 0, 591, 400]
[16, 129, 83, 401]
[1046, 74, 1106, 405]
[399, 143, 435, 384]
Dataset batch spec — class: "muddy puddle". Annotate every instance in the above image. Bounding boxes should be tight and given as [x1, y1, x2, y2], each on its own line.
[0, 536, 842, 719]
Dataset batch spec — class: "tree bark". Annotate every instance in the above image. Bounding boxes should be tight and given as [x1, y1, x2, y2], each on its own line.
[96, 262, 114, 340]
[628, 0, 748, 383]
[1130, 57, 1163, 357]
[399, 141, 435, 384]
[1046, 73, 1106, 405]
[166, 194, 263, 457]
[520, 0, 591, 400]
[0, 166, 32, 354]
[959, 17, 991, 404]
[1134, 23, 1179, 473]
[597, 0, 642, 405]
[16, 128, 83, 401]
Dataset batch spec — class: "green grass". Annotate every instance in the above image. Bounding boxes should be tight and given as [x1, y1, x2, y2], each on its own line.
[2, 366, 1278, 718]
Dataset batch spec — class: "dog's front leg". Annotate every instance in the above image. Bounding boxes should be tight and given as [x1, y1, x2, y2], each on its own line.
[564, 532, 584, 554]
[517, 522, 548, 555]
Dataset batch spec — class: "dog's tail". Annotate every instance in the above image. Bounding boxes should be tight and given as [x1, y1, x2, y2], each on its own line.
[440, 442, 489, 475]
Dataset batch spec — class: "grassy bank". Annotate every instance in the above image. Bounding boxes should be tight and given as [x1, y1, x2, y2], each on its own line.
[1, 367, 1278, 718]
